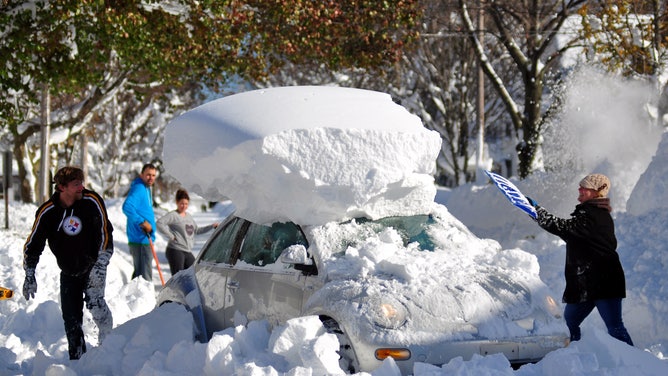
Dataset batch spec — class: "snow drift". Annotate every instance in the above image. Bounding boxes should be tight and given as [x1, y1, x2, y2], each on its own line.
[626, 130, 668, 216]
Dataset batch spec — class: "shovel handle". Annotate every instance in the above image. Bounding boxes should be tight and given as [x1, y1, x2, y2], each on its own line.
[147, 234, 165, 286]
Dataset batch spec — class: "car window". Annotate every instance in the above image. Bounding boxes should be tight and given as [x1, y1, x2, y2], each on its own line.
[372, 215, 436, 251]
[238, 222, 308, 267]
[346, 214, 436, 252]
[199, 217, 249, 264]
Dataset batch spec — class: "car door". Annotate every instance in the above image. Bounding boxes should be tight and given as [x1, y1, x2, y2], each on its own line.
[195, 216, 249, 337]
[221, 221, 313, 329]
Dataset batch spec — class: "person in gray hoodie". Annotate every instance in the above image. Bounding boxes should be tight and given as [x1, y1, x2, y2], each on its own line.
[157, 189, 218, 275]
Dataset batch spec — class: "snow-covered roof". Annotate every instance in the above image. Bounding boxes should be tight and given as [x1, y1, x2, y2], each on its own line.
[163, 86, 442, 225]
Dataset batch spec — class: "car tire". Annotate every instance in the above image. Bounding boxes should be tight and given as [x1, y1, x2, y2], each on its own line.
[320, 316, 359, 374]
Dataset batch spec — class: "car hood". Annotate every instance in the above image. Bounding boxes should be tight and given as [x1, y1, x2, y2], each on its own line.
[303, 203, 566, 343]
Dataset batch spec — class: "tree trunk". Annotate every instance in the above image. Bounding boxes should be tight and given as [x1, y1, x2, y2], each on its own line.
[13, 143, 33, 203]
[517, 65, 544, 178]
[39, 87, 50, 203]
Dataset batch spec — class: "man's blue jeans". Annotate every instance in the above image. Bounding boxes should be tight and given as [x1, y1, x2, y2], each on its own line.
[129, 243, 153, 281]
[564, 298, 634, 346]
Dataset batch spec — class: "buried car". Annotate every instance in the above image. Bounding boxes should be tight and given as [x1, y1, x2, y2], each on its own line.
[157, 86, 568, 374]
[156, 205, 569, 374]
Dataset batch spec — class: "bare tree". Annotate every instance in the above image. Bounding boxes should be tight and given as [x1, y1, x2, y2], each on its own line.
[258, 0, 514, 187]
[394, 0, 479, 186]
[459, 0, 588, 178]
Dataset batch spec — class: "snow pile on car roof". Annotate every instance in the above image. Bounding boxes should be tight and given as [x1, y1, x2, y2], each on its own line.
[163, 86, 441, 225]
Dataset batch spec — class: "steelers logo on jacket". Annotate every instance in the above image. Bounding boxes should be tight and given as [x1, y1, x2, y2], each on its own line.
[62, 215, 83, 236]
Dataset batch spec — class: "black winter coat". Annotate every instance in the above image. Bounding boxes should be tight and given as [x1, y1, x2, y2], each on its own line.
[535, 198, 626, 303]
[23, 189, 114, 277]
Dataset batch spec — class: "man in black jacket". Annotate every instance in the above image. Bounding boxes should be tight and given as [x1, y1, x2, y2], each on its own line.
[527, 173, 633, 346]
[23, 166, 114, 360]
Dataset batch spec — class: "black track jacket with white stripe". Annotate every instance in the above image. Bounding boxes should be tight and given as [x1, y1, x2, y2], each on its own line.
[23, 189, 114, 277]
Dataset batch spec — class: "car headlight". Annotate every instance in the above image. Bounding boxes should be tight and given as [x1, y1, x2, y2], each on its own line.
[545, 295, 562, 318]
[368, 296, 408, 329]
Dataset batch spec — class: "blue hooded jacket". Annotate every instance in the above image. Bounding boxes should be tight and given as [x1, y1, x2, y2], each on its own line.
[122, 177, 156, 244]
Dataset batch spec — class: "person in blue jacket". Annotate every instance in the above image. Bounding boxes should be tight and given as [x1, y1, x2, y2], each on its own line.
[122, 163, 157, 281]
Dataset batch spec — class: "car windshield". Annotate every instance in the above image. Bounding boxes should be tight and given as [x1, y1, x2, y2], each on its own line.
[340, 214, 436, 252]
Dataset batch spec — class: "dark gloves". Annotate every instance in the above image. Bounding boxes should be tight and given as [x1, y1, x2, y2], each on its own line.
[23, 268, 37, 300]
[525, 195, 538, 208]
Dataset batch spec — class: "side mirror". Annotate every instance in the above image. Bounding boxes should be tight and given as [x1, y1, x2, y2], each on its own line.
[279, 245, 312, 265]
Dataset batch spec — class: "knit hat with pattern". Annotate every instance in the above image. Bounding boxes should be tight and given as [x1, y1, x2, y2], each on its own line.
[579, 173, 610, 197]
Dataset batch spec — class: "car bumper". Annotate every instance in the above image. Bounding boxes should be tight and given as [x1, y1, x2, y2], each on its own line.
[355, 335, 569, 374]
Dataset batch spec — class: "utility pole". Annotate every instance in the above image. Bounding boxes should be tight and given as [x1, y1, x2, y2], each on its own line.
[3, 151, 11, 229]
[475, 0, 486, 182]
[39, 86, 50, 203]
[81, 131, 89, 179]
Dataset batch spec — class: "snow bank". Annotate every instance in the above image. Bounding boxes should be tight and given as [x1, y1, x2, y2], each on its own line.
[626, 130, 668, 216]
[163, 86, 442, 225]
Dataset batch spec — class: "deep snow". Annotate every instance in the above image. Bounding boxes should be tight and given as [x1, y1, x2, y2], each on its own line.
[1, 82, 667, 375]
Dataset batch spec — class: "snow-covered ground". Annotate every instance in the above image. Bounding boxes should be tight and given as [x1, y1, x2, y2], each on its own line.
[1, 84, 668, 375]
[2, 189, 667, 375]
